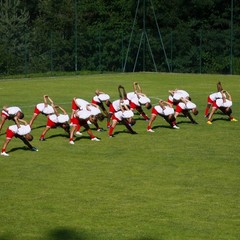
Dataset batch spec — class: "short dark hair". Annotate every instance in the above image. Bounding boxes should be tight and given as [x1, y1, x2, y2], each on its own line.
[97, 113, 105, 121]
[146, 103, 152, 110]
[18, 112, 24, 119]
[25, 134, 33, 141]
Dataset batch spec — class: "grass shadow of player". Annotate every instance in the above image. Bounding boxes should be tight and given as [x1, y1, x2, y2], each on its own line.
[31, 125, 46, 130]
[211, 117, 230, 122]
[8, 146, 33, 153]
[151, 125, 174, 130]
[44, 133, 69, 140]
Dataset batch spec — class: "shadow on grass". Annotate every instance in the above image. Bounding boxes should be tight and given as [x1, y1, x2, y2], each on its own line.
[74, 135, 101, 142]
[0, 230, 160, 240]
[8, 146, 34, 153]
[211, 117, 230, 122]
[44, 133, 70, 140]
[31, 125, 46, 130]
[133, 238, 159, 240]
[47, 228, 159, 240]
[0, 234, 14, 240]
[47, 227, 92, 240]
[151, 125, 173, 130]
[176, 120, 198, 125]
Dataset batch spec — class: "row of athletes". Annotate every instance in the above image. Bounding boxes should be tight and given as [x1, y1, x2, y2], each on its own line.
[0, 82, 237, 156]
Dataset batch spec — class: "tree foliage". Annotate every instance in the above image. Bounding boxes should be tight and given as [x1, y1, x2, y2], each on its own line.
[0, 0, 239, 75]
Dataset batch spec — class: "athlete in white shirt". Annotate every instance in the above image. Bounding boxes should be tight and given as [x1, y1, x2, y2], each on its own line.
[39, 105, 70, 141]
[91, 90, 111, 117]
[147, 99, 179, 132]
[1, 119, 38, 156]
[168, 89, 190, 105]
[71, 97, 104, 132]
[69, 108, 101, 144]
[0, 106, 24, 132]
[204, 91, 224, 117]
[29, 95, 55, 127]
[207, 90, 237, 124]
[174, 98, 198, 124]
[108, 102, 137, 137]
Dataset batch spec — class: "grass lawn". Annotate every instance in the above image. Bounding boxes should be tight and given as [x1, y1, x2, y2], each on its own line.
[0, 72, 239, 240]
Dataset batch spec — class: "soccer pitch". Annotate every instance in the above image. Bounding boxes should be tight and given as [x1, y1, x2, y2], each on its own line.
[0, 72, 239, 240]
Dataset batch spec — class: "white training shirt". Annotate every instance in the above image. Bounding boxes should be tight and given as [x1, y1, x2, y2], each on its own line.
[112, 99, 130, 111]
[87, 106, 101, 116]
[154, 105, 174, 116]
[216, 99, 232, 108]
[178, 101, 197, 110]
[209, 92, 223, 101]
[74, 98, 90, 110]
[36, 103, 54, 115]
[57, 114, 69, 123]
[171, 90, 189, 102]
[2, 106, 22, 116]
[75, 110, 92, 120]
[9, 124, 31, 135]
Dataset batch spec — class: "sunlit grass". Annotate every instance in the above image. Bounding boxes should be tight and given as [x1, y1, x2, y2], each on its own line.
[0, 72, 239, 240]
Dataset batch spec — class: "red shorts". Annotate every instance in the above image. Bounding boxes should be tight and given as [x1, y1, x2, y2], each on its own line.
[1, 111, 9, 118]
[33, 106, 41, 115]
[112, 114, 120, 122]
[91, 99, 99, 105]
[46, 117, 57, 128]
[6, 128, 15, 139]
[212, 101, 218, 108]
[151, 108, 158, 115]
[175, 105, 183, 113]
[109, 104, 116, 113]
[130, 102, 137, 109]
[71, 99, 79, 111]
[70, 116, 80, 126]
[207, 96, 214, 104]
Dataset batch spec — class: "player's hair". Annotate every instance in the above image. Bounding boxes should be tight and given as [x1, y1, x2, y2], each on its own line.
[97, 113, 105, 121]
[130, 118, 136, 126]
[192, 108, 199, 115]
[145, 102, 152, 110]
[18, 112, 24, 119]
[25, 134, 33, 142]
[224, 107, 232, 116]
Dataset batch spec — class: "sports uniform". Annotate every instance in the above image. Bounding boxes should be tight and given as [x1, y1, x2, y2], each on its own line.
[147, 100, 179, 132]
[1, 124, 37, 156]
[108, 110, 136, 137]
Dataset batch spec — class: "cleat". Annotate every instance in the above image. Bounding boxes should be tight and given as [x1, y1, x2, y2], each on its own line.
[147, 129, 154, 132]
[109, 135, 114, 138]
[1, 152, 9, 156]
[69, 140, 75, 145]
[204, 113, 209, 118]
[39, 138, 46, 141]
[173, 125, 180, 129]
[107, 125, 111, 128]
[97, 128, 105, 132]
[231, 118, 238, 122]
[75, 131, 82, 135]
[31, 147, 38, 151]
[91, 137, 100, 141]
[207, 121, 212, 125]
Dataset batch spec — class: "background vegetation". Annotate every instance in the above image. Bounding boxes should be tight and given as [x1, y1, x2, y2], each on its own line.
[0, 72, 239, 239]
[0, 0, 240, 75]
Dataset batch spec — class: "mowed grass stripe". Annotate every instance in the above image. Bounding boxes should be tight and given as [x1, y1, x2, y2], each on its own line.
[0, 72, 239, 240]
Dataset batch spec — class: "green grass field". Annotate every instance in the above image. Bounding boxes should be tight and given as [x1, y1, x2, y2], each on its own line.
[0, 72, 239, 240]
